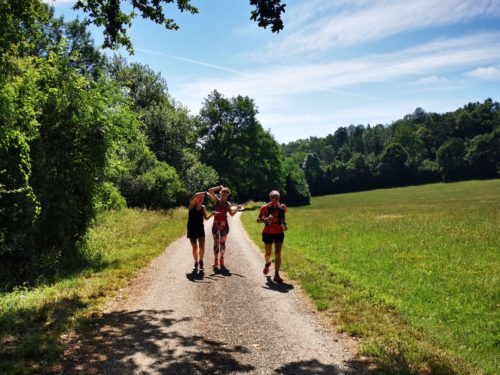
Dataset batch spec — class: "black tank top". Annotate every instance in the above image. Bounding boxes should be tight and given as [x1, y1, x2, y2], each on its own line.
[188, 206, 204, 231]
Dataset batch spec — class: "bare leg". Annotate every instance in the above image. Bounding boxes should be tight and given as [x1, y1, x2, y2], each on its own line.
[264, 243, 273, 264]
[274, 242, 283, 273]
[198, 237, 205, 261]
[190, 238, 198, 263]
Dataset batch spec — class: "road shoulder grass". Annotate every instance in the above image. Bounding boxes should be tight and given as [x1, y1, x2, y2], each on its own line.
[0, 207, 186, 374]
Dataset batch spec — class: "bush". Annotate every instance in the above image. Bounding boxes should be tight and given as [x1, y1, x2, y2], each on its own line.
[94, 182, 126, 212]
[120, 162, 184, 209]
[1, 54, 114, 287]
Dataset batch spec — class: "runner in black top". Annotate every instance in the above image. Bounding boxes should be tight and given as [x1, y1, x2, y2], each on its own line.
[187, 191, 213, 272]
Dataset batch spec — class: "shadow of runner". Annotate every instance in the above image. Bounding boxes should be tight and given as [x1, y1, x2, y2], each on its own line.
[64, 309, 255, 374]
[262, 276, 294, 293]
[186, 271, 210, 283]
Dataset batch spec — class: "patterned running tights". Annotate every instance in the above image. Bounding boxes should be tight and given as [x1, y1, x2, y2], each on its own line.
[212, 220, 229, 254]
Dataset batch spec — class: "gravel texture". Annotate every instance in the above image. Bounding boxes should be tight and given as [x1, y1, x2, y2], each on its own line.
[64, 213, 371, 374]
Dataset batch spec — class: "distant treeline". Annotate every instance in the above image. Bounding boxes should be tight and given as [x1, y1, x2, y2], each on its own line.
[0, 3, 307, 287]
[283, 101, 499, 195]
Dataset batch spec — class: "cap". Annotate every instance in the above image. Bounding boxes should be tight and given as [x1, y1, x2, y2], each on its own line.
[269, 190, 280, 198]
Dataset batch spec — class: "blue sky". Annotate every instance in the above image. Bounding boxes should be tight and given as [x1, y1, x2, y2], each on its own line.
[48, 0, 500, 143]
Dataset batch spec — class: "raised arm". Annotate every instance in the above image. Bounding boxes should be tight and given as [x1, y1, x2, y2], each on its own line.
[189, 191, 205, 209]
[206, 185, 223, 202]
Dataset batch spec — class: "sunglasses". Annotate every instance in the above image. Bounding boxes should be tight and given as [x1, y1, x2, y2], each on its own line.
[270, 195, 279, 199]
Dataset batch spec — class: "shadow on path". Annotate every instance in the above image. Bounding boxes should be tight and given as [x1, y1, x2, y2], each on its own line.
[64, 309, 255, 374]
[276, 358, 372, 374]
[185, 271, 212, 283]
[262, 276, 294, 293]
[276, 359, 342, 374]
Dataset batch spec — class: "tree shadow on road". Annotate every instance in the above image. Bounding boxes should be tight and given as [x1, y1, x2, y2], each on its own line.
[262, 276, 294, 293]
[64, 309, 255, 374]
[276, 358, 372, 374]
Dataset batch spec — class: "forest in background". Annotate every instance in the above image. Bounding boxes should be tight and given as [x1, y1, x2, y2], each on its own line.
[284, 101, 499, 195]
[1, 1, 498, 288]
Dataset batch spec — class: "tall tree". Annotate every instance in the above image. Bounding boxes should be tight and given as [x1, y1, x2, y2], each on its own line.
[302, 152, 324, 195]
[378, 143, 409, 186]
[282, 157, 310, 206]
[197, 91, 285, 200]
[465, 131, 499, 179]
[436, 138, 466, 181]
[349, 124, 366, 154]
[332, 127, 349, 150]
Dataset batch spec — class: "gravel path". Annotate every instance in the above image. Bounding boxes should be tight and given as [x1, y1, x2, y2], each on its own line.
[64, 213, 370, 374]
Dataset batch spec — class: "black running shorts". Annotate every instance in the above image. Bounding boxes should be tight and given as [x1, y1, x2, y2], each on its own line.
[262, 232, 284, 244]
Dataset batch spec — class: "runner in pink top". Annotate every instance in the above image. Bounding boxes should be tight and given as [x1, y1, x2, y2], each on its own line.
[207, 185, 242, 272]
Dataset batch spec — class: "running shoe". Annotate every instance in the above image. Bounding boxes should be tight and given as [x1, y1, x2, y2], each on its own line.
[273, 273, 284, 284]
[192, 262, 198, 271]
[263, 262, 271, 275]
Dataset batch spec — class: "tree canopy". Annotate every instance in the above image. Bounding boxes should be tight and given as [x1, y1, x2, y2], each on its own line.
[74, 0, 286, 51]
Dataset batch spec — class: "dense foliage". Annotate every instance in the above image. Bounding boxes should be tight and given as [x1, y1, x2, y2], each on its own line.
[0, 1, 297, 288]
[283, 103, 499, 195]
[196, 90, 310, 203]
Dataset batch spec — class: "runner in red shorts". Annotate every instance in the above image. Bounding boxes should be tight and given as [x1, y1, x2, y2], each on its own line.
[257, 190, 287, 284]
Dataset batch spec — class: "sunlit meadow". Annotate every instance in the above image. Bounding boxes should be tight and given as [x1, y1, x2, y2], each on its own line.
[242, 179, 499, 374]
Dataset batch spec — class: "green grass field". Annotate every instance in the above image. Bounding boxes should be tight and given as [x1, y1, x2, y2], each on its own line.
[242, 180, 499, 374]
[0, 208, 186, 374]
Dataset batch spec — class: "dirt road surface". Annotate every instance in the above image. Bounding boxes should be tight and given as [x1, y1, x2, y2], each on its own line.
[64, 213, 370, 374]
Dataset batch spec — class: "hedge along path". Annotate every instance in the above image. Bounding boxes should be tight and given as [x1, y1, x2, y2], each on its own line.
[64, 212, 370, 374]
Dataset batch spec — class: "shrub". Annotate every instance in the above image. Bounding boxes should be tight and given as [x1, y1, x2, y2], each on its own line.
[120, 162, 184, 209]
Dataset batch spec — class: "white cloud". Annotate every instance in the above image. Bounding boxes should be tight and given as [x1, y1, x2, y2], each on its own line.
[260, 0, 500, 59]
[136, 48, 246, 76]
[466, 66, 500, 80]
[413, 75, 448, 85]
[172, 32, 500, 114]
